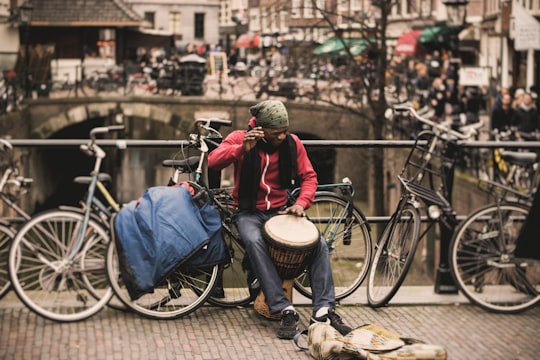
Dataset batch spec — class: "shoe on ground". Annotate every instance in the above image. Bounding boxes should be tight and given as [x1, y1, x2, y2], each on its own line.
[277, 310, 299, 339]
[210, 286, 225, 298]
[311, 308, 352, 335]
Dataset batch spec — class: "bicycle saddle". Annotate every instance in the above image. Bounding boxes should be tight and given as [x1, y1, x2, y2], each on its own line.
[73, 173, 112, 184]
[162, 156, 200, 173]
[501, 151, 538, 166]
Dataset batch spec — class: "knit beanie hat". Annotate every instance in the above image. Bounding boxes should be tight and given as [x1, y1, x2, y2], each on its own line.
[249, 100, 289, 128]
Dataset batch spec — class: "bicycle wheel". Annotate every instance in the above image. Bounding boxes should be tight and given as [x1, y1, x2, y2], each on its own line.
[106, 239, 220, 319]
[294, 192, 373, 301]
[0, 224, 16, 300]
[367, 200, 421, 307]
[450, 203, 539, 313]
[8, 210, 113, 322]
[206, 228, 254, 307]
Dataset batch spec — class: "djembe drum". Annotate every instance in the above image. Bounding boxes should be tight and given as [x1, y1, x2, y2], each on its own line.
[254, 214, 320, 320]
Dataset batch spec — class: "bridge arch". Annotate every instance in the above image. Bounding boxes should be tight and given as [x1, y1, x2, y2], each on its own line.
[4, 97, 371, 213]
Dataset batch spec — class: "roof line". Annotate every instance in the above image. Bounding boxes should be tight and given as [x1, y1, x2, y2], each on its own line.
[112, 0, 143, 22]
[31, 21, 142, 27]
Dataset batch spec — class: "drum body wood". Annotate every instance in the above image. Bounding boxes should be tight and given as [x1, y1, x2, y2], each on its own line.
[254, 279, 294, 320]
[263, 214, 320, 279]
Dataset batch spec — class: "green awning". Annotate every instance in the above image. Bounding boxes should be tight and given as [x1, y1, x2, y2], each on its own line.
[418, 26, 460, 45]
[313, 37, 352, 55]
[313, 38, 372, 57]
[340, 39, 372, 56]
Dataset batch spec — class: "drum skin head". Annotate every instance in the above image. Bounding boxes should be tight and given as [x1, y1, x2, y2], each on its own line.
[263, 214, 319, 249]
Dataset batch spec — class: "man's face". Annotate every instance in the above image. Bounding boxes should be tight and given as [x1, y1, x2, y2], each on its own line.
[263, 126, 289, 147]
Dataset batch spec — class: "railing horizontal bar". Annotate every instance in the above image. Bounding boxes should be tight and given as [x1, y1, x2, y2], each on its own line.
[7, 139, 540, 149]
[366, 215, 468, 224]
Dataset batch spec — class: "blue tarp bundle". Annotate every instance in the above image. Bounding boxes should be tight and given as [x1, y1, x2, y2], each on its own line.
[113, 184, 227, 300]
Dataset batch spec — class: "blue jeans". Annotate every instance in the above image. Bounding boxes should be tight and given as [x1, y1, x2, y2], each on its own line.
[234, 210, 336, 314]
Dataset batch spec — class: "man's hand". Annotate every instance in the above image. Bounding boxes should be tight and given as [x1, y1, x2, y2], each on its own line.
[278, 204, 305, 217]
[243, 126, 265, 152]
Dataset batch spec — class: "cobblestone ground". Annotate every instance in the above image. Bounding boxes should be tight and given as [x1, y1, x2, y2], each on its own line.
[0, 294, 538, 360]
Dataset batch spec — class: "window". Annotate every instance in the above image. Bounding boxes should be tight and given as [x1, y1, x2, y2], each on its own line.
[261, 7, 268, 32]
[144, 12, 155, 29]
[336, 0, 348, 26]
[316, 0, 325, 18]
[270, 5, 276, 30]
[280, 9, 288, 31]
[304, 0, 313, 18]
[195, 13, 205, 39]
[169, 12, 181, 34]
[291, 0, 301, 18]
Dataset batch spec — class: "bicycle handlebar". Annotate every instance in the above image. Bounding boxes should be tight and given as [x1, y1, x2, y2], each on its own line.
[0, 139, 13, 152]
[89, 125, 125, 140]
[194, 118, 233, 130]
[393, 104, 482, 140]
[82, 126, 125, 158]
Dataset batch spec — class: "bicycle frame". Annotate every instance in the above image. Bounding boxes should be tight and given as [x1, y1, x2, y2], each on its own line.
[289, 179, 359, 247]
[367, 104, 483, 308]
[64, 126, 123, 262]
[0, 167, 33, 225]
[163, 118, 373, 304]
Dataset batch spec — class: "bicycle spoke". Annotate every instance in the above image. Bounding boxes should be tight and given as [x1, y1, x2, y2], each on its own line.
[9, 210, 112, 322]
[450, 203, 539, 313]
[367, 202, 420, 307]
[295, 193, 372, 301]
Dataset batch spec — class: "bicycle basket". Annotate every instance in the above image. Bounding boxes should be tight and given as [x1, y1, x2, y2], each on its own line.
[399, 130, 457, 209]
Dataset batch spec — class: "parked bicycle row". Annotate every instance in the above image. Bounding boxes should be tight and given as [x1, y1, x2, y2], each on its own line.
[0, 105, 538, 327]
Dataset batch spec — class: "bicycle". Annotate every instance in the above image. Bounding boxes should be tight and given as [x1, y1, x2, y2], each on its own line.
[104, 125, 227, 319]
[488, 128, 539, 193]
[449, 167, 540, 313]
[153, 118, 372, 308]
[0, 139, 34, 300]
[366, 104, 482, 308]
[7, 126, 124, 322]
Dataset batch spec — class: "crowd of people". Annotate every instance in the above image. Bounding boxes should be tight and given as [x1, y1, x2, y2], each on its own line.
[388, 51, 487, 126]
[491, 86, 540, 139]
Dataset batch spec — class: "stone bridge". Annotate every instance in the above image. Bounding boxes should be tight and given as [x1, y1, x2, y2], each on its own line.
[1, 96, 372, 213]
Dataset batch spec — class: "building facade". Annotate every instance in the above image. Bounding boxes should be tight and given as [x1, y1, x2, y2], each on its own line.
[124, 0, 221, 51]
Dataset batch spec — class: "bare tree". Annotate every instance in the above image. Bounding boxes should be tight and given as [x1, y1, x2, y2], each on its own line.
[306, 0, 404, 219]
[250, 0, 419, 218]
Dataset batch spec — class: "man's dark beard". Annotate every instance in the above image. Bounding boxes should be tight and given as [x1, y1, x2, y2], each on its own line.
[256, 139, 279, 154]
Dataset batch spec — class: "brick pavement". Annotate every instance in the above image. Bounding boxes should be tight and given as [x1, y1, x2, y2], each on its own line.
[0, 290, 538, 360]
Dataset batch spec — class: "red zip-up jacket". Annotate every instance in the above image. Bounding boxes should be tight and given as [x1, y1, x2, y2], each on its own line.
[208, 130, 318, 211]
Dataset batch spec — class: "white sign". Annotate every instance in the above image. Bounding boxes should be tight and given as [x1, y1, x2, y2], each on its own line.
[459, 67, 490, 86]
[514, 1, 540, 50]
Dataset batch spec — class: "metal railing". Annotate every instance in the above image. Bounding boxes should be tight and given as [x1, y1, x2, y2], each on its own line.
[6, 137, 540, 292]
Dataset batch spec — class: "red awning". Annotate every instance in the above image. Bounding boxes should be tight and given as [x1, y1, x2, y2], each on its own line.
[394, 29, 425, 57]
[235, 34, 260, 48]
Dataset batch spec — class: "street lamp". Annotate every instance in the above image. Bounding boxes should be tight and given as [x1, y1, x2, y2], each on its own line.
[443, 0, 468, 27]
[434, 0, 469, 294]
[442, 0, 468, 61]
[19, 1, 33, 99]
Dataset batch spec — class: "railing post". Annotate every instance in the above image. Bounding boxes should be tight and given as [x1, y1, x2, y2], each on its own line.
[434, 141, 459, 294]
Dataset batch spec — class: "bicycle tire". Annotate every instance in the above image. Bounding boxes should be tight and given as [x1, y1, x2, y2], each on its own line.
[294, 192, 373, 301]
[57, 204, 127, 312]
[449, 202, 540, 313]
[106, 239, 220, 319]
[185, 181, 254, 308]
[206, 228, 255, 307]
[367, 200, 421, 307]
[0, 224, 16, 300]
[8, 210, 113, 322]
